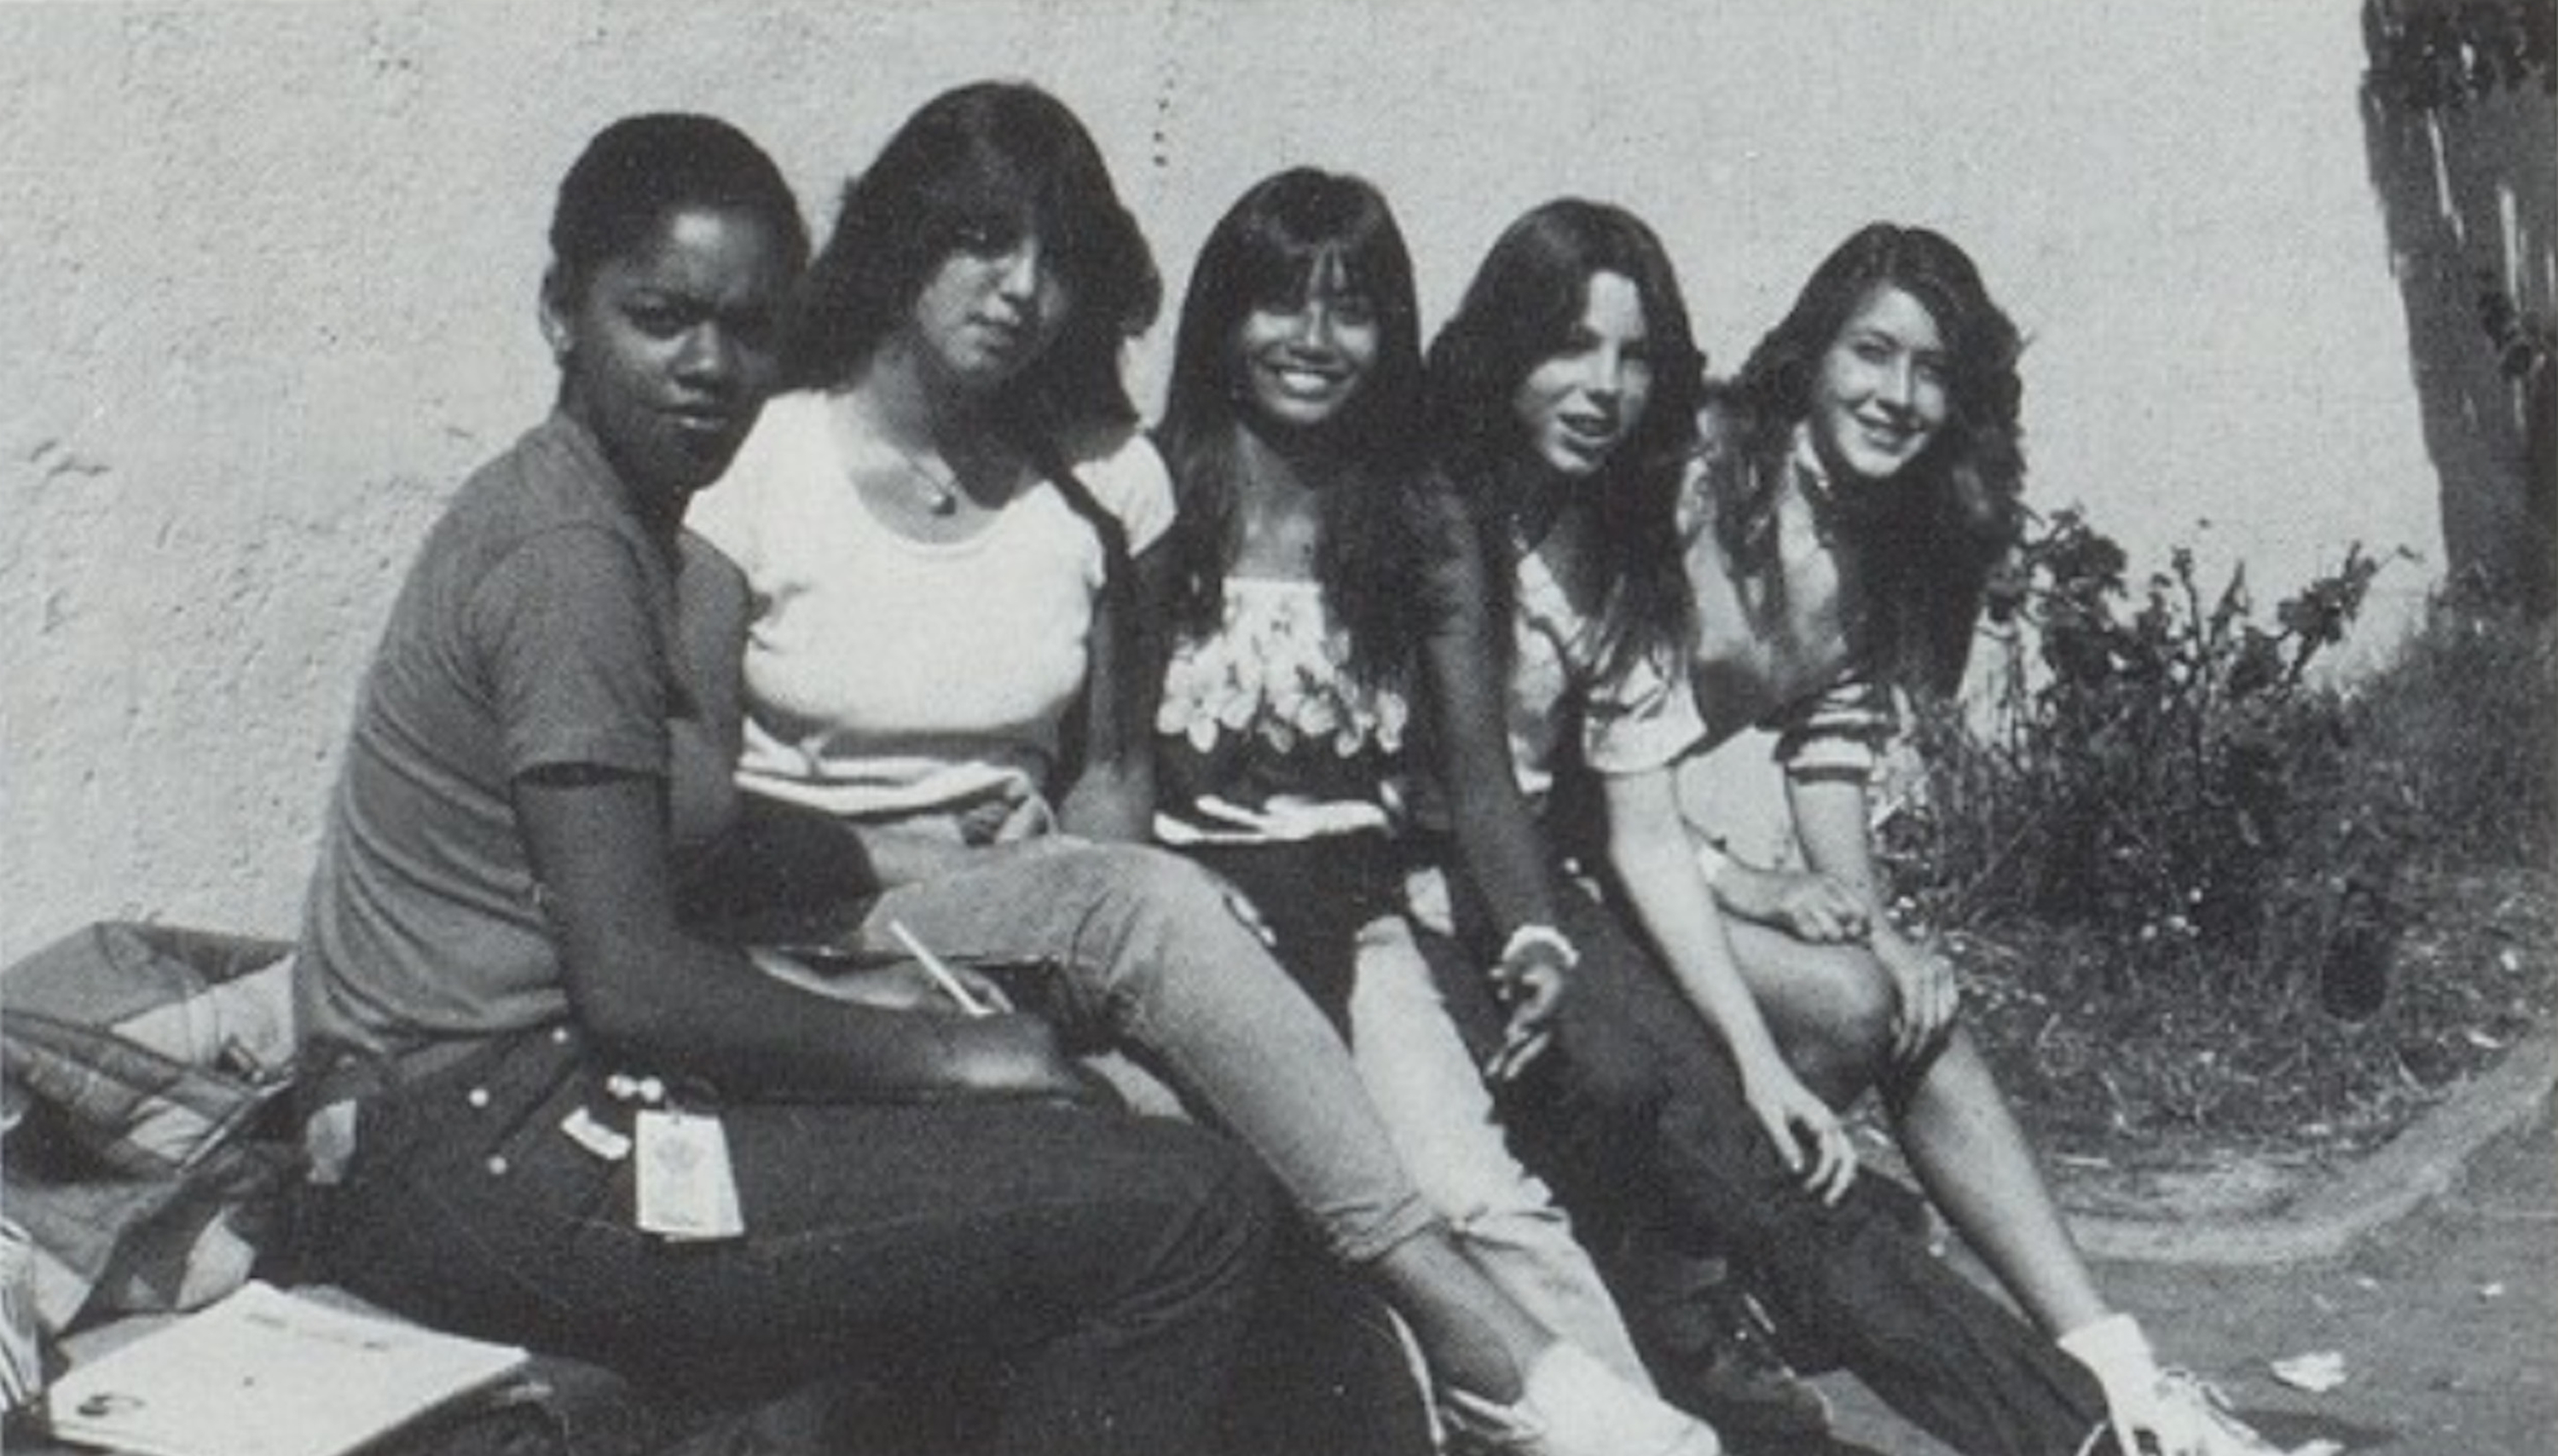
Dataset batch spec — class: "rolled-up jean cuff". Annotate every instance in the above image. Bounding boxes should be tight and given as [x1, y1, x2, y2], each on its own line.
[1322, 1198, 1447, 1269]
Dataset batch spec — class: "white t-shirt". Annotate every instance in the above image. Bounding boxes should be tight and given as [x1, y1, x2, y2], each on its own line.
[1503, 507, 1707, 806]
[686, 390, 1175, 825]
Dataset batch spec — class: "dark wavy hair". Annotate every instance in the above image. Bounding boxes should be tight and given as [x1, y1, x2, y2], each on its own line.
[783, 80, 1160, 438]
[547, 113, 807, 307]
[1426, 199, 1704, 683]
[1156, 168, 1430, 685]
[1708, 222, 2026, 696]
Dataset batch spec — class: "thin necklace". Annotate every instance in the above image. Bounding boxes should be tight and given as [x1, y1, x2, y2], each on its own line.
[881, 436, 963, 516]
[1786, 425, 1848, 546]
[845, 386, 969, 517]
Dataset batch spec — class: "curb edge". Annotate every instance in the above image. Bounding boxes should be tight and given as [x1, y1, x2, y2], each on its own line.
[2071, 1027, 2558, 1267]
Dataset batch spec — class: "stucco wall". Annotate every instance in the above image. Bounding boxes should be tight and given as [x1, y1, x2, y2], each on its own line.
[0, 1, 2443, 958]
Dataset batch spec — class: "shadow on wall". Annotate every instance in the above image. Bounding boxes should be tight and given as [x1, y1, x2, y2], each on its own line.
[2360, 0, 2558, 614]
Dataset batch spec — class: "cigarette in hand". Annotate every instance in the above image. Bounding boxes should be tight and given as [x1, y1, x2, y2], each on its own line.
[888, 920, 993, 1017]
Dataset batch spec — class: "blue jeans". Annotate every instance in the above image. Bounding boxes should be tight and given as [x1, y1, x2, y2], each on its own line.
[315, 1024, 1273, 1456]
[853, 837, 1441, 1266]
[1427, 865, 2116, 1456]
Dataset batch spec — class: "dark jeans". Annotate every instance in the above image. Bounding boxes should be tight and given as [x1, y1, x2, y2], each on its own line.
[1180, 834, 1402, 1032]
[313, 1026, 1274, 1456]
[1432, 873, 2115, 1456]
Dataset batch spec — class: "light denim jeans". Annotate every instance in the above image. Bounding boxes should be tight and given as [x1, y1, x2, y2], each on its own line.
[1346, 910, 1655, 1390]
[850, 836, 1441, 1267]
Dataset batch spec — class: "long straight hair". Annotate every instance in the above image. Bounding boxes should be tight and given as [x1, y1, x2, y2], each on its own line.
[1426, 199, 1704, 684]
[1157, 168, 1430, 685]
[786, 83, 1161, 745]
[784, 80, 1160, 440]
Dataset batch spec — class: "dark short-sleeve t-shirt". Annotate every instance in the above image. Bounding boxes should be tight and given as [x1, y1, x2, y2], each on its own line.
[296, 413, 719, 1083]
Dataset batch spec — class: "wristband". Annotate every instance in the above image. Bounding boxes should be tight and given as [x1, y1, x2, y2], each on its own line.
[1499, 922, 1581, 971]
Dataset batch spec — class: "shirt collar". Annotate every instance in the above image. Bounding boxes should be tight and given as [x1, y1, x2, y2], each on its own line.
[1786, 419, 1843, 542]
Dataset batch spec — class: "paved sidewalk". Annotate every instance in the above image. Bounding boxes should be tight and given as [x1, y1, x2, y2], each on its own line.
[1812, 1038, 2558, 1454]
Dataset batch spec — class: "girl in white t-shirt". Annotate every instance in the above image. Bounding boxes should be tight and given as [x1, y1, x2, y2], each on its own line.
[680, 82, 1712, 1456]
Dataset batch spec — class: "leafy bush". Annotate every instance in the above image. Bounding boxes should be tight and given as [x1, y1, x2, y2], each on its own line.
[1878, 506, 2556, 1156]
[2339, 582, 2558, 868]
[1879, 510, 2429, 1013]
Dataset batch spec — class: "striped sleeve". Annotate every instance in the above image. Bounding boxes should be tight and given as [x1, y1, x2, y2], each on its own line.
[1771, 675, 1897, 783]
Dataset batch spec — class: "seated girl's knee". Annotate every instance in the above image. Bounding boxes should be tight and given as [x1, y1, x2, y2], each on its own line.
[1831, 956, 1901, 1065]
[1091, 845, 1277, 945]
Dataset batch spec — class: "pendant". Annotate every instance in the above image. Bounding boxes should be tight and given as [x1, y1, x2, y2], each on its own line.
[924, 483, 959, 516]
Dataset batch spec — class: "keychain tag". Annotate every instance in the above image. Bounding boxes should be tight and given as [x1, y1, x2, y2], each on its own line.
[634, 1108, 744, 1240]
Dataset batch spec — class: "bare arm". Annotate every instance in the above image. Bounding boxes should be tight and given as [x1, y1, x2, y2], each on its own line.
[1409, 490, 1577, 1072]
[514, 764, 1086, 1103]
[1418, 498, 1562, 937]
[1702, 851, 1872, 945]
[1784, 774, 1889, 907]
[1789, 771, 1958, 1062]
[1606, 766, 1854, 1199]
[1056, 541, 1170, 841]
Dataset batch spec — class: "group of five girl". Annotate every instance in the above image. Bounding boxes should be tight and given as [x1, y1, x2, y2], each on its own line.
[294, 80, 2285, 1456]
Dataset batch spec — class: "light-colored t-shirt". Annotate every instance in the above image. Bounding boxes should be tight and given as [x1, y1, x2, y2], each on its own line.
[686, 390, 1175, 827]
[1677, 414, 1897, 783]
[1502, 506, 1707, 806]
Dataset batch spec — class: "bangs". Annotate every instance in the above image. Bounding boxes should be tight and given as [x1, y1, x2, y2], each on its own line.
[917, 162, 1036, 252]
[1236, 228, 1401, 317]
[916, 130, 1118, 273]
[1236, 240, 1334, 310]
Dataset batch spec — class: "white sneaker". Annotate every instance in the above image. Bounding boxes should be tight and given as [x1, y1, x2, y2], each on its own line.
[2061, 1314, 2289, 1456]
[1441, 1343, 1722, 1456]
[2150, 1369, 2285, 1456]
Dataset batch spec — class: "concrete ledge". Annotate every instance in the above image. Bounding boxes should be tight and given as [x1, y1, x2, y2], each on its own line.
[2073, 1028, 2558, 1267]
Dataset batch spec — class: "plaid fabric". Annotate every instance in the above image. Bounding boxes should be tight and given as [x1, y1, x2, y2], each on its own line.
[2, 923, 299, 1333]
[6, 1014, 281, 1179]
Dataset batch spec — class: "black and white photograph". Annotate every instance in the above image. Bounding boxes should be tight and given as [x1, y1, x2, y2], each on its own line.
[3, 3, 2551, 1453]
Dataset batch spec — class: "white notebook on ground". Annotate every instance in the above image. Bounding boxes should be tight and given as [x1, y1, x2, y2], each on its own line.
[43, 1280, 529, 1456]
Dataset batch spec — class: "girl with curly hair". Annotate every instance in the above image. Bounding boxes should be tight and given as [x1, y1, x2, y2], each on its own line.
[1675, 224, 2280, 1456]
